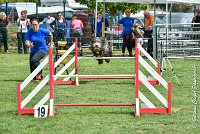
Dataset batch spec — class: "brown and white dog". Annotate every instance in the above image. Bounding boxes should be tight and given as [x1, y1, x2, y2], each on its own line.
[89, 37, 112, 64]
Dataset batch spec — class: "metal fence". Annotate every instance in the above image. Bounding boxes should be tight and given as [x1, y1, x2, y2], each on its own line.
[155, 23, 200, 58]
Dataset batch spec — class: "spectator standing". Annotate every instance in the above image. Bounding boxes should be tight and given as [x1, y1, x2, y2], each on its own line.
[39, 13, 55, 44]
[132, 23, 144, 46]
[23, 10, 29, 29]
[96, 12, 109, 37]
[50, 11, 67, 42]
[50, 11, 67, 53]
[71, 14, 83, 37]
[192, 8, 200, 25]
[17, 10, 30, 54]
[144, 11, 154, 57]
[116, 9, 134, 57]
[71, 14, 83, 54]
[192, 8, 200, 39]
[0, 12, 9, 53]
[25, 19, 53, 81]
[144, 11, 154, 31]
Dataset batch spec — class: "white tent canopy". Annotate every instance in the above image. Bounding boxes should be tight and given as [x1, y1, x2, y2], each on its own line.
[96, 0, 200, 4]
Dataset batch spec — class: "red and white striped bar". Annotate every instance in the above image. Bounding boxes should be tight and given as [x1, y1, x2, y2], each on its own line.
[74, 38, 79, 86]
[49, 45, 55, 116]
[135, 45, 140, 117]
[53, 74, 135, 80]
[134, 38, 172, 116]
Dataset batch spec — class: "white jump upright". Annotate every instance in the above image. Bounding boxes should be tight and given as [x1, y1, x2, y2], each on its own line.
[49, 38, 79, 116]
[17, 39, 78, 116]
[134, 38, 172, 116]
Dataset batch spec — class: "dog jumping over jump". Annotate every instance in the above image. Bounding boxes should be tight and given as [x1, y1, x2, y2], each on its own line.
[89, 37, 112, 64]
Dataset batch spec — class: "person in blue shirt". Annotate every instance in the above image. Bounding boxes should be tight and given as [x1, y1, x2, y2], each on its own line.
[50, 11, 67, 42]
[25, 19, 53, 81]
[96, 12, 109, 37]
[116, 9, 134, 57]
[50, 11, 67, 53]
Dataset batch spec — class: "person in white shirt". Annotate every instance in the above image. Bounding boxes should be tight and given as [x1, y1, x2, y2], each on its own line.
[39, 13, 55, 45]
[17, 10, 30, 54]
[39, 13, 55, 33]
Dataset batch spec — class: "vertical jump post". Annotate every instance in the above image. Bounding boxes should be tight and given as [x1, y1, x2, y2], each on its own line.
[17, 82, 21, 116]
[135, 39, 140, 117]
[49, 46, 55, 116]
[75, 38, 79, 86]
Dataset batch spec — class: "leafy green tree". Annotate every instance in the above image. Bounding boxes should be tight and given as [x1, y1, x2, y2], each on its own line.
[75, 0, 148, 45]
[75, 0, 147, 16]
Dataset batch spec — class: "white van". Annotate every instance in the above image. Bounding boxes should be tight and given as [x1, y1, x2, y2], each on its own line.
[2, 2, 36, 17]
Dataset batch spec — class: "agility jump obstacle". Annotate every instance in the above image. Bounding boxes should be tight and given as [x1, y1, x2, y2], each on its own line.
[17, 38, 172, 117]
[134, 39, 172, 116]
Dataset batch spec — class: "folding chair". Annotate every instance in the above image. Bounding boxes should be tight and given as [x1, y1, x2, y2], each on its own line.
[54, 41, 69, 75]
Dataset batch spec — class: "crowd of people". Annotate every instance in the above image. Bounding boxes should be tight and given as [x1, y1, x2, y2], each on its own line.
[0, 8, 200, 80]
[0, 10, 84, 81]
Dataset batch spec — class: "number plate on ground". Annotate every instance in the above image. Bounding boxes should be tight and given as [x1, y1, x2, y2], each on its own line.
[34, 105, 48, 118]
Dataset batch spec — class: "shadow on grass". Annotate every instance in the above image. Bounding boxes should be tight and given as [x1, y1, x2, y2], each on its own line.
[79, 80, 133, 85]
[58, 110, 134, 116]
[90, 110, 135, 116]
[0, 109, 18, 116]
[1, 79, 24, 82]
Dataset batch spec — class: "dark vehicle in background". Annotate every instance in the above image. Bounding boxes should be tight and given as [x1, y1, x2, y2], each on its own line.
[27, 7, 74, 38]
[27, 11, 74, 22]
[27, 6, 74, 22]
[0, 5, 19, 22]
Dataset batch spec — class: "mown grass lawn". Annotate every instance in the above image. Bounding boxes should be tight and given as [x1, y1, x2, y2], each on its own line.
[0, 51, 199, 134]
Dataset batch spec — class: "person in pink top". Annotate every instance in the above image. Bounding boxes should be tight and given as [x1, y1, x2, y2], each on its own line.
[71, 14, 83, 35]
[71, 14, 83, 55]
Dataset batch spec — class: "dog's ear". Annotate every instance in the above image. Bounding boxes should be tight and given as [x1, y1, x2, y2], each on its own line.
[89, 46, 92, 50]
[90, 38, 94, 45]
[90, 47, 96, 55]
[96, 37, 101, 43]
[89, 40, 94, 50]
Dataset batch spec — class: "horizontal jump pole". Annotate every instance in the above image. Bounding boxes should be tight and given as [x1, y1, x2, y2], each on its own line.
[79, 77, 134, 80]
[54, 103, 135, 107]
[78, 57, 134, 59]
[155, 22, 200, 26]
[53, 74, 135, 79]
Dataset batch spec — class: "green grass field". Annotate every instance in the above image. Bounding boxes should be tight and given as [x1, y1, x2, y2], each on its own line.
[0, 51, 199, 134]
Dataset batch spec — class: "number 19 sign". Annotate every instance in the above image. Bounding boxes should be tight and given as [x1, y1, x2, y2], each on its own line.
[34, 105, 48, 118]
